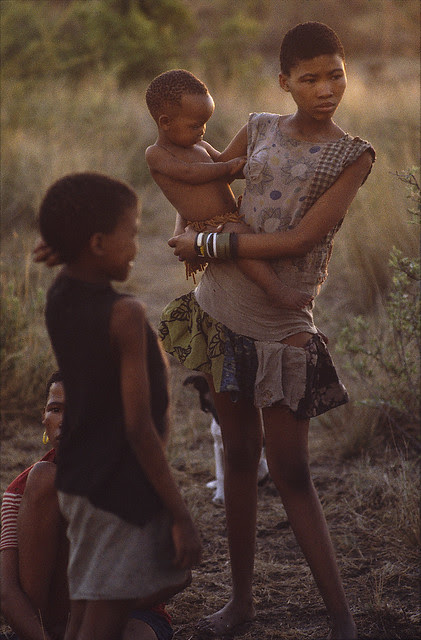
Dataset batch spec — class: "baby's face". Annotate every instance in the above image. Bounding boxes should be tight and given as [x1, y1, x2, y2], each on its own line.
[165, 93, 215, 148]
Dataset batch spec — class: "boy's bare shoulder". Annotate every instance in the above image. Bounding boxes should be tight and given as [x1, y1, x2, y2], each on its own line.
[110, 296, 147, 341]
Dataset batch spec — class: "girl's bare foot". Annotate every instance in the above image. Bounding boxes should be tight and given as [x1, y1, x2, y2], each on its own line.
[266, 281, 314, 310]
[196, 599, 255, 637]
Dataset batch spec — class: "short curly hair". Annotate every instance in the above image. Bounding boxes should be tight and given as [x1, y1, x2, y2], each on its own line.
[39, 172, 138, 264]
[146, 69, 209, 121]
[280, 22, 345, 76]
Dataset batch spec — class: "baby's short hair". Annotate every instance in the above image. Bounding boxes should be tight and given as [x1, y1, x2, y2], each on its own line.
[39, 172, 138, 263]
[280, 22, 345, 75]
[146, 69, 209, 121]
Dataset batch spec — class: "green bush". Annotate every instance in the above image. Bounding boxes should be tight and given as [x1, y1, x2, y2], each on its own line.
[1, 0, 194, 84]
[199, 12, 264, 85]
[337, 169, 420, 430]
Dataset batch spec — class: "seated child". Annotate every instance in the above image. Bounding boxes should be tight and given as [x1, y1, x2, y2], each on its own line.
[145, 69, 312, 310]
[38, 172, 201, 640]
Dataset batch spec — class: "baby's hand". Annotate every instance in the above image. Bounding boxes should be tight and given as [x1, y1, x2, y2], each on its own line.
[171, 516, 202, 569]
[226, 156, 247, 176]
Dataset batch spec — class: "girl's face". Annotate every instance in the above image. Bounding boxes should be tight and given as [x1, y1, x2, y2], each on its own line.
[162, 93, 215, 148]
[98, 206, 140, 281]
[43, 381, 65, 449]
[279, 54, 347, 121]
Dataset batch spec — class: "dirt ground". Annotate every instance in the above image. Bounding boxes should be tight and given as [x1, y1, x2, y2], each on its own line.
[1, 360, 419, 640]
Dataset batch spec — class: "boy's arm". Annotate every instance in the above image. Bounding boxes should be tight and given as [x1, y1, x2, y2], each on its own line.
[111, 298, 201, 569]
[145, 144, 245, 185]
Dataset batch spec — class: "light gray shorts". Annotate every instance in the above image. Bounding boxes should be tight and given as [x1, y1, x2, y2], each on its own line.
[58, 491, 191, 601]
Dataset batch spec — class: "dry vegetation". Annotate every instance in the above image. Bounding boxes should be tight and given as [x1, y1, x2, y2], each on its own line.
[1, 37, 420, 640]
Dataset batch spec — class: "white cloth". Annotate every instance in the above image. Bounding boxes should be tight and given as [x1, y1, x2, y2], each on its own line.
[58, 492, 190, 600]
[254, 341, 308, 408]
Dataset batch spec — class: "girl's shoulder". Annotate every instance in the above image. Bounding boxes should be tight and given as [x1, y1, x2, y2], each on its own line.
[247, 112, 279, 129]
[330, 134, 376, 166]
[246, 113, 280, 150]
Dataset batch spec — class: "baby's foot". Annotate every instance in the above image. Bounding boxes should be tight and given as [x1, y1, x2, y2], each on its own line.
[266, 281, 314, 310]
[196, 599, 255, 637]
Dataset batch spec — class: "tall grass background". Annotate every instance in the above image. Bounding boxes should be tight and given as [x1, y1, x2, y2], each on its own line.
[1, 57, 419, 418]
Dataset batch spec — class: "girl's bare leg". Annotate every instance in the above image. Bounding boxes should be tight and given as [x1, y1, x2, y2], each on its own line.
[197, 376, 262, 635]
[18, 462, 69, 635]
[262, 404, 357, 640]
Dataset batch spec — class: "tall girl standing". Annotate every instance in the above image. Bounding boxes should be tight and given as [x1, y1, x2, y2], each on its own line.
[160, 22, 375, 640]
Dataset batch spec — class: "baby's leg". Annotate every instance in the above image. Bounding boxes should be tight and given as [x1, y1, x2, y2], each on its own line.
[223, 221, 313, 310]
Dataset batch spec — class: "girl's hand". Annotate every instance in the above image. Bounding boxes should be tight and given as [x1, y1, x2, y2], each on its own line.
[33, 239, 62, 266]
[168, 226, 199, 262]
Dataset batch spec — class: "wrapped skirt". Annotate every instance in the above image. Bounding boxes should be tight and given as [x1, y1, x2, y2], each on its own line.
[158, 292, 348, 419]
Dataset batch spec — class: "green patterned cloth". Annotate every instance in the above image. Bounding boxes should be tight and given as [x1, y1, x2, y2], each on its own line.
[159, 291, 226, 392]
[159, 292, 348, 417]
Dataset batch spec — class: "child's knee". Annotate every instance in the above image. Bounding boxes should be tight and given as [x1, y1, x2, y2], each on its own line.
[24, 462, 57, 506]
[271, 458, 312, 493]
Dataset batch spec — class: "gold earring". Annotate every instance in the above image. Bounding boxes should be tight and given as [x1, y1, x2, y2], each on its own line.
[42, 431, 49, 445]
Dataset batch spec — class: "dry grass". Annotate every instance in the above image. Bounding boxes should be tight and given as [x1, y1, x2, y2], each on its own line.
[2, 367, 419, 639]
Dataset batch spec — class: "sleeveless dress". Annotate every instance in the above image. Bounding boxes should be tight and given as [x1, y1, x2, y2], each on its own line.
[46, 274, 190, 600]
[159, 113, 375, 417]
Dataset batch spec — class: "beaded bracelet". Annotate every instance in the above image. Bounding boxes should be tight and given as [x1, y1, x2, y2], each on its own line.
[195, 232, 204, 255]
[195, 232, 238, 259]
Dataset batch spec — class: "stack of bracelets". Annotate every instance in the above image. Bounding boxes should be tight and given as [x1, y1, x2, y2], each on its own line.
[194, 231, 239, 260]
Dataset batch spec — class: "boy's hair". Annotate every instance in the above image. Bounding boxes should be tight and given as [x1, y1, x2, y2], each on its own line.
[146, 69, 209, 121]
[45, 370, 63, 402]
[280, 22, 345, 75]
[39, 172, 138, 263]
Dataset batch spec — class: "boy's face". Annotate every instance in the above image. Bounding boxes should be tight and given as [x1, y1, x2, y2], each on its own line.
[43, 381, 65, 449]
[99, 206, 140, 282]
[279, 54, 347, 121]
[162, 93, 215, 147]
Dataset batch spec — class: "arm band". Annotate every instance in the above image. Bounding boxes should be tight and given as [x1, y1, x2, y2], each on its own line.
[195, 231, 238, 260]
[215, 233, 231, 259]
[229, 232, 239, 259]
